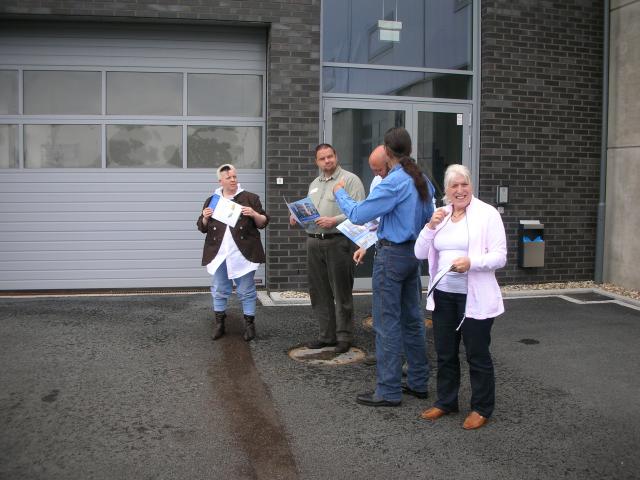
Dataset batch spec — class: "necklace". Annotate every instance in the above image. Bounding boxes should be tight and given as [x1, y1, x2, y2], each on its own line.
[452, 210, 466, 220]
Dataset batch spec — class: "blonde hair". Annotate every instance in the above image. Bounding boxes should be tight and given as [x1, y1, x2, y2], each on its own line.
[216, 164, 235, 180]
[442, 164, 472, 205]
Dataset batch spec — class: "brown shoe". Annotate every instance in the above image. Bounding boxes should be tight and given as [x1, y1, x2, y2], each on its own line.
[463, 411, 488, 430]
[420, 407, 448, 421]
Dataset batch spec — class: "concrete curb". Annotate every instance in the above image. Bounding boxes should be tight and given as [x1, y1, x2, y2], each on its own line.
[261, 287, 640, 310]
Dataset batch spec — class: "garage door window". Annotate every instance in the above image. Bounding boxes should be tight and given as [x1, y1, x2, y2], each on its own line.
[107, 72, 183, 116]
[0, 69, 264, 169]
[24, 124, 101, 168]
[0, 70, 18, 115]
[187, 125, 261, 169]
[0, 124, 17, 168]
[107, 124, 182, 168]
[24, 71, 101, 115]
[188, 74, 262, 117]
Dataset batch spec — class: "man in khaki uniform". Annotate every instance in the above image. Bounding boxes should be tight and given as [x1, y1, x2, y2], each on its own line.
[291, 143, 365, 353]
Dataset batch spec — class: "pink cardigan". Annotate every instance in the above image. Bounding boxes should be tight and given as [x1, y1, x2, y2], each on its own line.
[414, 196, 507, 319]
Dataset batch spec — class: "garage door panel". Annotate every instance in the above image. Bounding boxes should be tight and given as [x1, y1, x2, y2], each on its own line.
[4, 268, 207, 281]
[0, 278, 211, 289]
[0, 230, 203, 242]
[0, 192, 214, 203]
[0, 240, 203, 252]
[1, 22, 266, 71]
[0, 189, 265, 204]
[1, 212, 204, 223]
[1, 258, 205, 271]
[0, 182, 248, 194]
[1, 54, 265, 70]
[0, 249, 201, 261]
[0, 271, 211, 290]
[0, 202, 204, 214]
[0, 171, 266, 183]
[2, 221, 203, 232]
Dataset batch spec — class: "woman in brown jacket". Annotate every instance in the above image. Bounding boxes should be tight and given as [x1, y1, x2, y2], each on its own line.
[197, 164, 269, 341]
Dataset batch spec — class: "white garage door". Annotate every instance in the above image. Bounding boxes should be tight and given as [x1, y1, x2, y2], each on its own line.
[0, 21, 267, 290]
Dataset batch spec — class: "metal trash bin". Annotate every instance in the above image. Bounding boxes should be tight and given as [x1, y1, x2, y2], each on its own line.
[519, 220, 544, 268]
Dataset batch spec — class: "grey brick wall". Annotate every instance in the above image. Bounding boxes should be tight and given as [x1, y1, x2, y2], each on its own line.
[480, 0, 604, 285]
[0, 0, 321, 292]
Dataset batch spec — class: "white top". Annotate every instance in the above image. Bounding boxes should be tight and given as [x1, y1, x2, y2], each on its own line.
[370, 175, 382, 191]
[370, 175, 382, 223]
[433, 216, 469, 294]
[206, 185, 260, 279]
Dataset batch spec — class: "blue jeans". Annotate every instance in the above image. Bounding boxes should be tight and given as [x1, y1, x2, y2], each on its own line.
[211, 261, 257, 316]
[432, 289, 495, 418]
[372, 243, 429, 402]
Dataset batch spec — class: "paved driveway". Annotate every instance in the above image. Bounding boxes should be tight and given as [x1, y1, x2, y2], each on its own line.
[1, 292, 638, 479]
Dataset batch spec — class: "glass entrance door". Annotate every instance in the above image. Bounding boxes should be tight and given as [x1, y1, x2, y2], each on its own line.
[323, 99, 471, 289]
[415, 106, 471, 204]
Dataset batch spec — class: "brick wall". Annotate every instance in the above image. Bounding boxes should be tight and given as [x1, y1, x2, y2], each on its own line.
[0, 0, 321, 292]
[480, 0, 604, 284]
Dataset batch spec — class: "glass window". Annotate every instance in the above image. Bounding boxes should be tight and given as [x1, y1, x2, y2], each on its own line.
[107, 125, 182, 168]
[323, 0, 472, 70]
[24, 125, 101, 168]
[107, 72, 183, 116]
[331, 108, 404, 188]
[417, 111, 464, 201]
[0, 125, 18, 168]
[188, 74, 262, 117]
[0, 70, 18, 115]
[187, 126, 261, 169]
[23, 71, 101, 115]
[324, 67, 471, 99]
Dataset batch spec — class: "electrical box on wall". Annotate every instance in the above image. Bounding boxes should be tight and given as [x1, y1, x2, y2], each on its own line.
[496, 186, 509, 205]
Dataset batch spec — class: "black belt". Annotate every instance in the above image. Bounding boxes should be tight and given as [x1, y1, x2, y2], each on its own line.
[308, 233, 343, 239]
[376, 238, 415, 247]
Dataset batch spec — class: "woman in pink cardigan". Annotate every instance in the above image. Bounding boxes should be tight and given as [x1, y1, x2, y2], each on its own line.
[414, 164, 506, 430]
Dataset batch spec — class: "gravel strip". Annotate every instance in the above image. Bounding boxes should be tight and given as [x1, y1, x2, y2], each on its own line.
[501, 281, 640, 301]
[278, 281, 640, 302]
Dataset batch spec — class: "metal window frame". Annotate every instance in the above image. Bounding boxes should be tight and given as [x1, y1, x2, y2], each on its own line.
[0, 66, 267, 172]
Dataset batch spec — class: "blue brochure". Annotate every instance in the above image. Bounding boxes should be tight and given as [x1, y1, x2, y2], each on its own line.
[208, 194, 220, 210]
[285, 196, 320, 226]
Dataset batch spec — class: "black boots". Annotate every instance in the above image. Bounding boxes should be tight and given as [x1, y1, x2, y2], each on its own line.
[243, 315, 256, 342]
[212, 311, 226, 340]
[211, 312, 255, 341]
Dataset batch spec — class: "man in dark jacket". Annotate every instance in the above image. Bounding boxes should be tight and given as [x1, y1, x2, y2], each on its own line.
[197, 164, 269, 341]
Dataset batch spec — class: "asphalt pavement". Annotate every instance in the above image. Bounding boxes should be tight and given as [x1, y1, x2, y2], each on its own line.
[1, 291, 639, 480]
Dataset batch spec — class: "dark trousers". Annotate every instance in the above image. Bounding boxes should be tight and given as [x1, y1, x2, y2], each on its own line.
[307, 235, 355, 343]
[432, 289, 495, 418]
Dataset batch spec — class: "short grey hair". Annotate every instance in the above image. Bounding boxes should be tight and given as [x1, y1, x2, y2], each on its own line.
[216, 163, 235, 180]
[442, 164, 472, 204]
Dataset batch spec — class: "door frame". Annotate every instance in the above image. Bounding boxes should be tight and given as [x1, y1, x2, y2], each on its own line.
[322, 98, 473, 290]
[323, 99, 472, 166]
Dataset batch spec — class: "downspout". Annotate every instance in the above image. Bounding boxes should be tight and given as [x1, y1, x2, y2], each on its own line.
[594, 0, 609, 284]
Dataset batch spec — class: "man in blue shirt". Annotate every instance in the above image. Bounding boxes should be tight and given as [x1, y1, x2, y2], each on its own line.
[333, 127, 435, 407]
